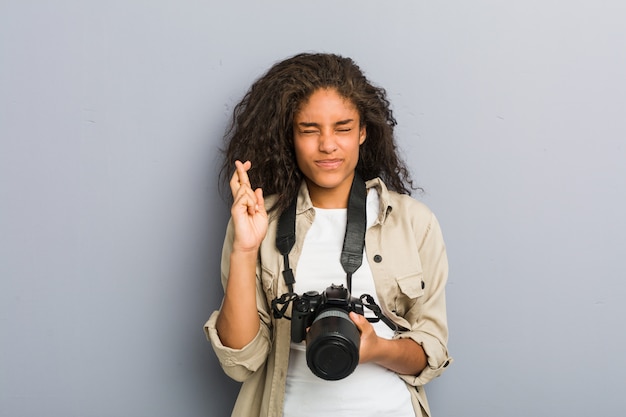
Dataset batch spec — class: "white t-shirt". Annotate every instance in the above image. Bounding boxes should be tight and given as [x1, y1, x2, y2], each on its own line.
[283, 189, 414, 417]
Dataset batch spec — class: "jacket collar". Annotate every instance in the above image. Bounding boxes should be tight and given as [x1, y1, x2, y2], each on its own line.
[295, 177, 394, 224]
[295, 180, 314, 215]
[366, 177, 393, 225]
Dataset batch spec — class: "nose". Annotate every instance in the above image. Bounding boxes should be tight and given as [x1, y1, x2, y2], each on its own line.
[318, 130, 338, 153]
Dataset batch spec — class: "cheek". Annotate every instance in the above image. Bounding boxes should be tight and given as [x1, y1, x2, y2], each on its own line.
[294, 139, 314, 159]
[347, 140, 362, 159]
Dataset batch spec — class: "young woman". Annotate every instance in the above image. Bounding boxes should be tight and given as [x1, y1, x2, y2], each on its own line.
[205, 53, 452, 417]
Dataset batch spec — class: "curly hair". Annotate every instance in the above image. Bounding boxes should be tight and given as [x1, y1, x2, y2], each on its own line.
[219, 52, 418, 214]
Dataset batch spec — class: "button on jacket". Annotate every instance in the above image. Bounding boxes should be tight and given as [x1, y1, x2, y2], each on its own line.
[205, 178, 452, 417]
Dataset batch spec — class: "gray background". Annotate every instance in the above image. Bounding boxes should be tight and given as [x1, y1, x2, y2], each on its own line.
[2, 1, 625, 416]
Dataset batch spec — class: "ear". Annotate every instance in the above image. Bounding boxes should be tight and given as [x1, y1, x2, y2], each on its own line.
[359, 125, 367, 145]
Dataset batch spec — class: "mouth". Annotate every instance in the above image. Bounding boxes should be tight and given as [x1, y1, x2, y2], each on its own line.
[315, 159, 343, 170]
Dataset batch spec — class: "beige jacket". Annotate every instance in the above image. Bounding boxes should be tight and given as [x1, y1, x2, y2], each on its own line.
[205, 178, 452, 417]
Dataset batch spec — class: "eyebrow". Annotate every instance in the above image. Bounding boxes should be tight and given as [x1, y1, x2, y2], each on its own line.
[297, 119, 356, 128]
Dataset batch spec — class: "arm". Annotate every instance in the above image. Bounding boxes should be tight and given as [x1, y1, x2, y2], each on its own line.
[395, 211, 452, 384]
[350, 312, 427, 375]
[214, 160, 268, 349]
[203, 218, 272, 382]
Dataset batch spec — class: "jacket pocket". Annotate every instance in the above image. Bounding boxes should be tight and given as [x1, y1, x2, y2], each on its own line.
[393, 272, 424, 317]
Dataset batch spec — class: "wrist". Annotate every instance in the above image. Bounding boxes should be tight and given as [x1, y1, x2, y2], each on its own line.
[368, 336, 389, 364]
[230, 246, 259, 259]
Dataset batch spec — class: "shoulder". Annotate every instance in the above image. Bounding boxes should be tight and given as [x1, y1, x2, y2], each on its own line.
[389, 190, 432, 214]
[386, 193, 438, 244]
[366, 178, 435, 223]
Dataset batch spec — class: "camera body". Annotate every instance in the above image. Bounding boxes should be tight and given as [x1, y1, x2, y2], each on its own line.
[290, 284, 364, 380]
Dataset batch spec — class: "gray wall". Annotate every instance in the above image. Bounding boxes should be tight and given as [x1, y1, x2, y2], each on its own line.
[2, 1, 625, 416]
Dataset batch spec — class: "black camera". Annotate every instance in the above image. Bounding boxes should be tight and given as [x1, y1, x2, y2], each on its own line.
[288, 284, 364, 381]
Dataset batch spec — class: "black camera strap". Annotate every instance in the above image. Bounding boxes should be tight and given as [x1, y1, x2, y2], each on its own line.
[276, 195, 297, 293]
[340, 172, 367, 292]
[276, 173, 366, 294]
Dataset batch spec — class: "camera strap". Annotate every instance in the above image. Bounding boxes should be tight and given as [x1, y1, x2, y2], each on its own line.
[276, 172, 366, 294]
[276, 194, 297, 293]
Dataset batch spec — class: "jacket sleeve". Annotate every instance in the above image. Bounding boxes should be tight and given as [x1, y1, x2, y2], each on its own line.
[204, 219, 273, 382]
[394, 211, 453, 386]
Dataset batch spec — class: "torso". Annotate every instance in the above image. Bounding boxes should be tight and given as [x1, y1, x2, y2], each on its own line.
[282, 189, 414, 416]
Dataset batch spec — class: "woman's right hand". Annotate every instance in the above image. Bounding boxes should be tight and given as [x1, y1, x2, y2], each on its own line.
[229, 160, 268, 252]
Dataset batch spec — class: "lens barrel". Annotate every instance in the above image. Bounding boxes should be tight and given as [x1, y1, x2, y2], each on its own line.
[305, 309, 360, 380]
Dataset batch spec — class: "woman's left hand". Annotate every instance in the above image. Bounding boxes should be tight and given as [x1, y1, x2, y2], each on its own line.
[349, 312, 380, 364]
[349, 311, 428, 375]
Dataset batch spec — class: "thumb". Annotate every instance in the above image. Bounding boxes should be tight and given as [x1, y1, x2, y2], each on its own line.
[349, 312, 366, 331]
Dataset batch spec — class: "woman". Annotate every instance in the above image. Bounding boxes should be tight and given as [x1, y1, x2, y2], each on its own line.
[205, 52, 452, 417]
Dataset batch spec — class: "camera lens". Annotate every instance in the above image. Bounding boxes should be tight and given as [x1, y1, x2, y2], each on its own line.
[305, 309, 360, 380]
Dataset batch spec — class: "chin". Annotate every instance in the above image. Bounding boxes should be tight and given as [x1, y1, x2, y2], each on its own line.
[307, 174, 351, 190]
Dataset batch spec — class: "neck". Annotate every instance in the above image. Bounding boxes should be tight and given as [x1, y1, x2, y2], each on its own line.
[305, 179, 352, 209]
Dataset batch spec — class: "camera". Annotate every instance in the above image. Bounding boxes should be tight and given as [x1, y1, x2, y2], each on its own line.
[289, 284, 364, 381]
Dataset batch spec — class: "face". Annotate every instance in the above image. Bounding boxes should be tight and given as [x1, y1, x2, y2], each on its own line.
[293, 88, 366, 208]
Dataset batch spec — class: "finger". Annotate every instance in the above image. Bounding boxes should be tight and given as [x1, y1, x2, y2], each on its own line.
[229, 160, 252, 197]
[253, 188, 266, 214]
[232, 185, 258, 215]
[246, 190, 258, 216]
[235, 160, 252, 187]
[349, 312, 365, 329]
[229, 164, 242, 196]
[244, 188, 265, 217]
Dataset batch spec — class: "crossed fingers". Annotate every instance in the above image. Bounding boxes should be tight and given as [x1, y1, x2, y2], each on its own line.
[230, 160, 260, 216]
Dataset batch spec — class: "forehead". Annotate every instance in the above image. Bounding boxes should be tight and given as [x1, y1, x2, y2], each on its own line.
[294, 88, 358, 120]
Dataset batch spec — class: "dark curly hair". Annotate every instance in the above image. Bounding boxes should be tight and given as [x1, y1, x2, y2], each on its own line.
[219, 52, 418, 214]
